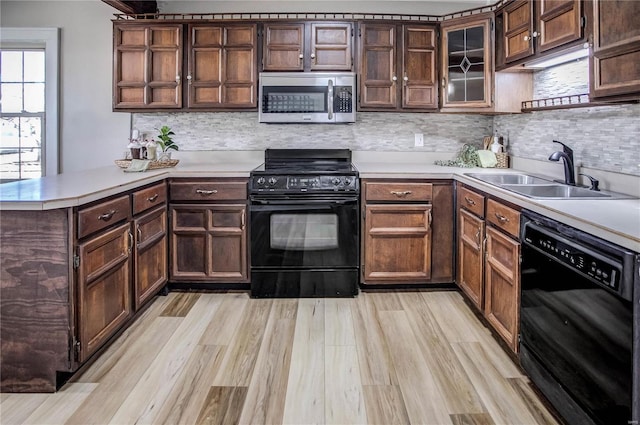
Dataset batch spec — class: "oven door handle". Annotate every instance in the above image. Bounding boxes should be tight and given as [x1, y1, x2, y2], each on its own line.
[251, 198, 357, 206]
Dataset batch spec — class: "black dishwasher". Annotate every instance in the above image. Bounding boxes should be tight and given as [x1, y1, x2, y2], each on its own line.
[519, 210, 638, 425]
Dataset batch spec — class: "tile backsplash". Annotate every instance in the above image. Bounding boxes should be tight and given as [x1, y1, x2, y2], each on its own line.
[132, 112, 493, 152]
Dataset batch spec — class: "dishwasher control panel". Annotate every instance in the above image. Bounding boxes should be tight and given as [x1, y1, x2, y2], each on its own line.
[524, 225, 622, 291]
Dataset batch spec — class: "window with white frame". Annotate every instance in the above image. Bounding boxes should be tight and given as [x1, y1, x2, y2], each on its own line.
[1, 49, 46, 181]
[0, 28, 59, 183]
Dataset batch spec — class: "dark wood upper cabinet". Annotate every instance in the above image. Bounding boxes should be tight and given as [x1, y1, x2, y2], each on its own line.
[187, 23, 257, 108]
[497, 0, 584, 68]
[503, 0, 535, 63]
[113, 23, 182, 109]
[590, 0, 640, 100]
[402, 25, 438, 109]
[359, 23, 438, 110]
[262, 22, 353, 72]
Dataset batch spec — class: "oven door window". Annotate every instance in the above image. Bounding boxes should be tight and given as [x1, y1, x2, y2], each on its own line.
[250, 202, 358, 268]
[270, 213, 338, 250]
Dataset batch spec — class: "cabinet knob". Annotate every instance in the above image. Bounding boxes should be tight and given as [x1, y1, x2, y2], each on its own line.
[176, 75, 180, 82]
[392, 76, 397, 82]
[310, 52, 316, 59]
[524, 35, 530, 41]
[299, 54, 304, 59]
[186, 75, 192, 84]
[532, 31, 539, 38]
[403, 76, 409, 81]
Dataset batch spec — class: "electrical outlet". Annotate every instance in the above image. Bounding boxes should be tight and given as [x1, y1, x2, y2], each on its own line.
[414, 133, 424, 147]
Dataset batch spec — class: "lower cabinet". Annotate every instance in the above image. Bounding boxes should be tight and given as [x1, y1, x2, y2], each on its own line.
[361, 179, 454, 285]
[484, 225, 520, 350]
[76, 221, 132, 363]
[456, 184, 521, 352]
[170, 204, 248, 282]
[168, 178, 249, 283]
[363, 203, 432, 282]
[133, 206, 168, 309]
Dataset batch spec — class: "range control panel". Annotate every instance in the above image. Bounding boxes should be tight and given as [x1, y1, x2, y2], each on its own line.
[524, 225, 622, 290]
[251, 175, 359, 192]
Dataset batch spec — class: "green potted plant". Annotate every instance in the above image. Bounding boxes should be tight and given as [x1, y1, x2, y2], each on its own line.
[155, 125, 179, 161]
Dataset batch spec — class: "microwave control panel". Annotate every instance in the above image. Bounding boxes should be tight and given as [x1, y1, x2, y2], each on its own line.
[334, 86, 353, 113]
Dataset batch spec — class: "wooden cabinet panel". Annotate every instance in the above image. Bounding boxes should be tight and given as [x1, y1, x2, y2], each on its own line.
[591, 0, 640, 100]
[113, 24, 182, 109]
[263, 23, 305, 71]
[360, 23, 437, 110]
[169, 180, 247, 202]
[310, 23, 353, 70]
[359, 23, 397, 109]
[537, 0, 582, 52]
[484, 226, 520, 352]
[504, 0, 535, 62]
[133, 206, 167, 310]
[77, 222, 132, 362]
[78, 195, 130, 239]
[187, 24, 257, 108]
[402, 25, 437, 109]
[364, 181, 433, 202]
[363, 204, 432, 283]
[486, 199, 520, 238]
[263, 22, 353, 72]
[458, 208, 485, 309]
[458, 185, 485, 218]
[132, 182, 167, 216]
[170, 204, 248, 282]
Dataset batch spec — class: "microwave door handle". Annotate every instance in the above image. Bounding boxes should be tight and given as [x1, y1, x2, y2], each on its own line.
[327, 79, 334, 120]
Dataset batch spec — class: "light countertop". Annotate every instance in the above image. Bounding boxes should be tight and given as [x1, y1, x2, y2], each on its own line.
[1, 156, 638, 252]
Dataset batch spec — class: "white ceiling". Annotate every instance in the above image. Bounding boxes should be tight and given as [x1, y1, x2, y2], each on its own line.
[157, 0, 494, 16]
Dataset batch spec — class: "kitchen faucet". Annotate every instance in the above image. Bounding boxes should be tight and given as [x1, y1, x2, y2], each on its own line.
[548, 140, 576, 185]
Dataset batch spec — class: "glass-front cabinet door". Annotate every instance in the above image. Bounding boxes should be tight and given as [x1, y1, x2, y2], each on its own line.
[441, 15, 492, 108]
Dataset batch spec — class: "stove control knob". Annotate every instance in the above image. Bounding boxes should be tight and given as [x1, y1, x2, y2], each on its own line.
[332, 177, 342, 186]
[257, 177, 266, 185]
[344, 178, 352, 186]
[268, 177, 278, 186]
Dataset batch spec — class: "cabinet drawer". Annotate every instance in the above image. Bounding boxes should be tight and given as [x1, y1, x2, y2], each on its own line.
[459, 186, 485, 218]
[364, 182, 433, 202]
[170, 180, 247, 202]
[78, 195, 130, 239]
[486, 199, 520, 238]
[132, 182, 167, 215]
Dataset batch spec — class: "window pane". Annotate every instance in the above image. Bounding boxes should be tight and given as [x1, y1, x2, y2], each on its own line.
[23, 51, 45, 82]
[1, 117, 20, 150]
[0, 116, 43, 181]
[24, 83, 44, 112]
[1, 51, 23, 82]
[1, 83, 23, 112]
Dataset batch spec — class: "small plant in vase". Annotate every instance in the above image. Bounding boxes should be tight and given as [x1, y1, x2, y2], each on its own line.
[155, 125, 179, 161]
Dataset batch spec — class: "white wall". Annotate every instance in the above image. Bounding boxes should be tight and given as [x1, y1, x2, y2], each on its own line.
[1, 1, 131, 174]
[158, 0, 492, 15]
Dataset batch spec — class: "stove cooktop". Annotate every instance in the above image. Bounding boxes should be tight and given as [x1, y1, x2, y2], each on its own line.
[249, 149, 359, 193]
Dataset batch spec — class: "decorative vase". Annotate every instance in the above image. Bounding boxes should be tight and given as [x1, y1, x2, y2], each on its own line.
[158, 151, 172, 162]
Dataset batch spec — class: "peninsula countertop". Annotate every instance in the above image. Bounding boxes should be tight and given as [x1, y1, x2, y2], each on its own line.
[1, 156, 638, 252]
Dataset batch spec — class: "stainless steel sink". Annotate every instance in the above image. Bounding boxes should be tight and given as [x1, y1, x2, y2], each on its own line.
[464, 172, 631, 199]
[465, 173, 551, 185]
[500, 184, 613, 199]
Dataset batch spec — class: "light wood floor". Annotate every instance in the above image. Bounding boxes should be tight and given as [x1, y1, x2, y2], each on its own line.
[0, 290, 559, 425]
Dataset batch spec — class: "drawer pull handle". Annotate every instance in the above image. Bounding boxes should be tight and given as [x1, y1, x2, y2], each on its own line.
[97, 210, 116, 221]
[196, 189, 218, 195]
[495, 213, 509, 223]
[390, 190, 412, 197]
[464, 196, 476, 206]
[147, 194, 159, 202]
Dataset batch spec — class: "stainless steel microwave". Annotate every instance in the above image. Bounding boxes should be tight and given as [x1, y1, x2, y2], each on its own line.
[258, 72, 356, 123]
